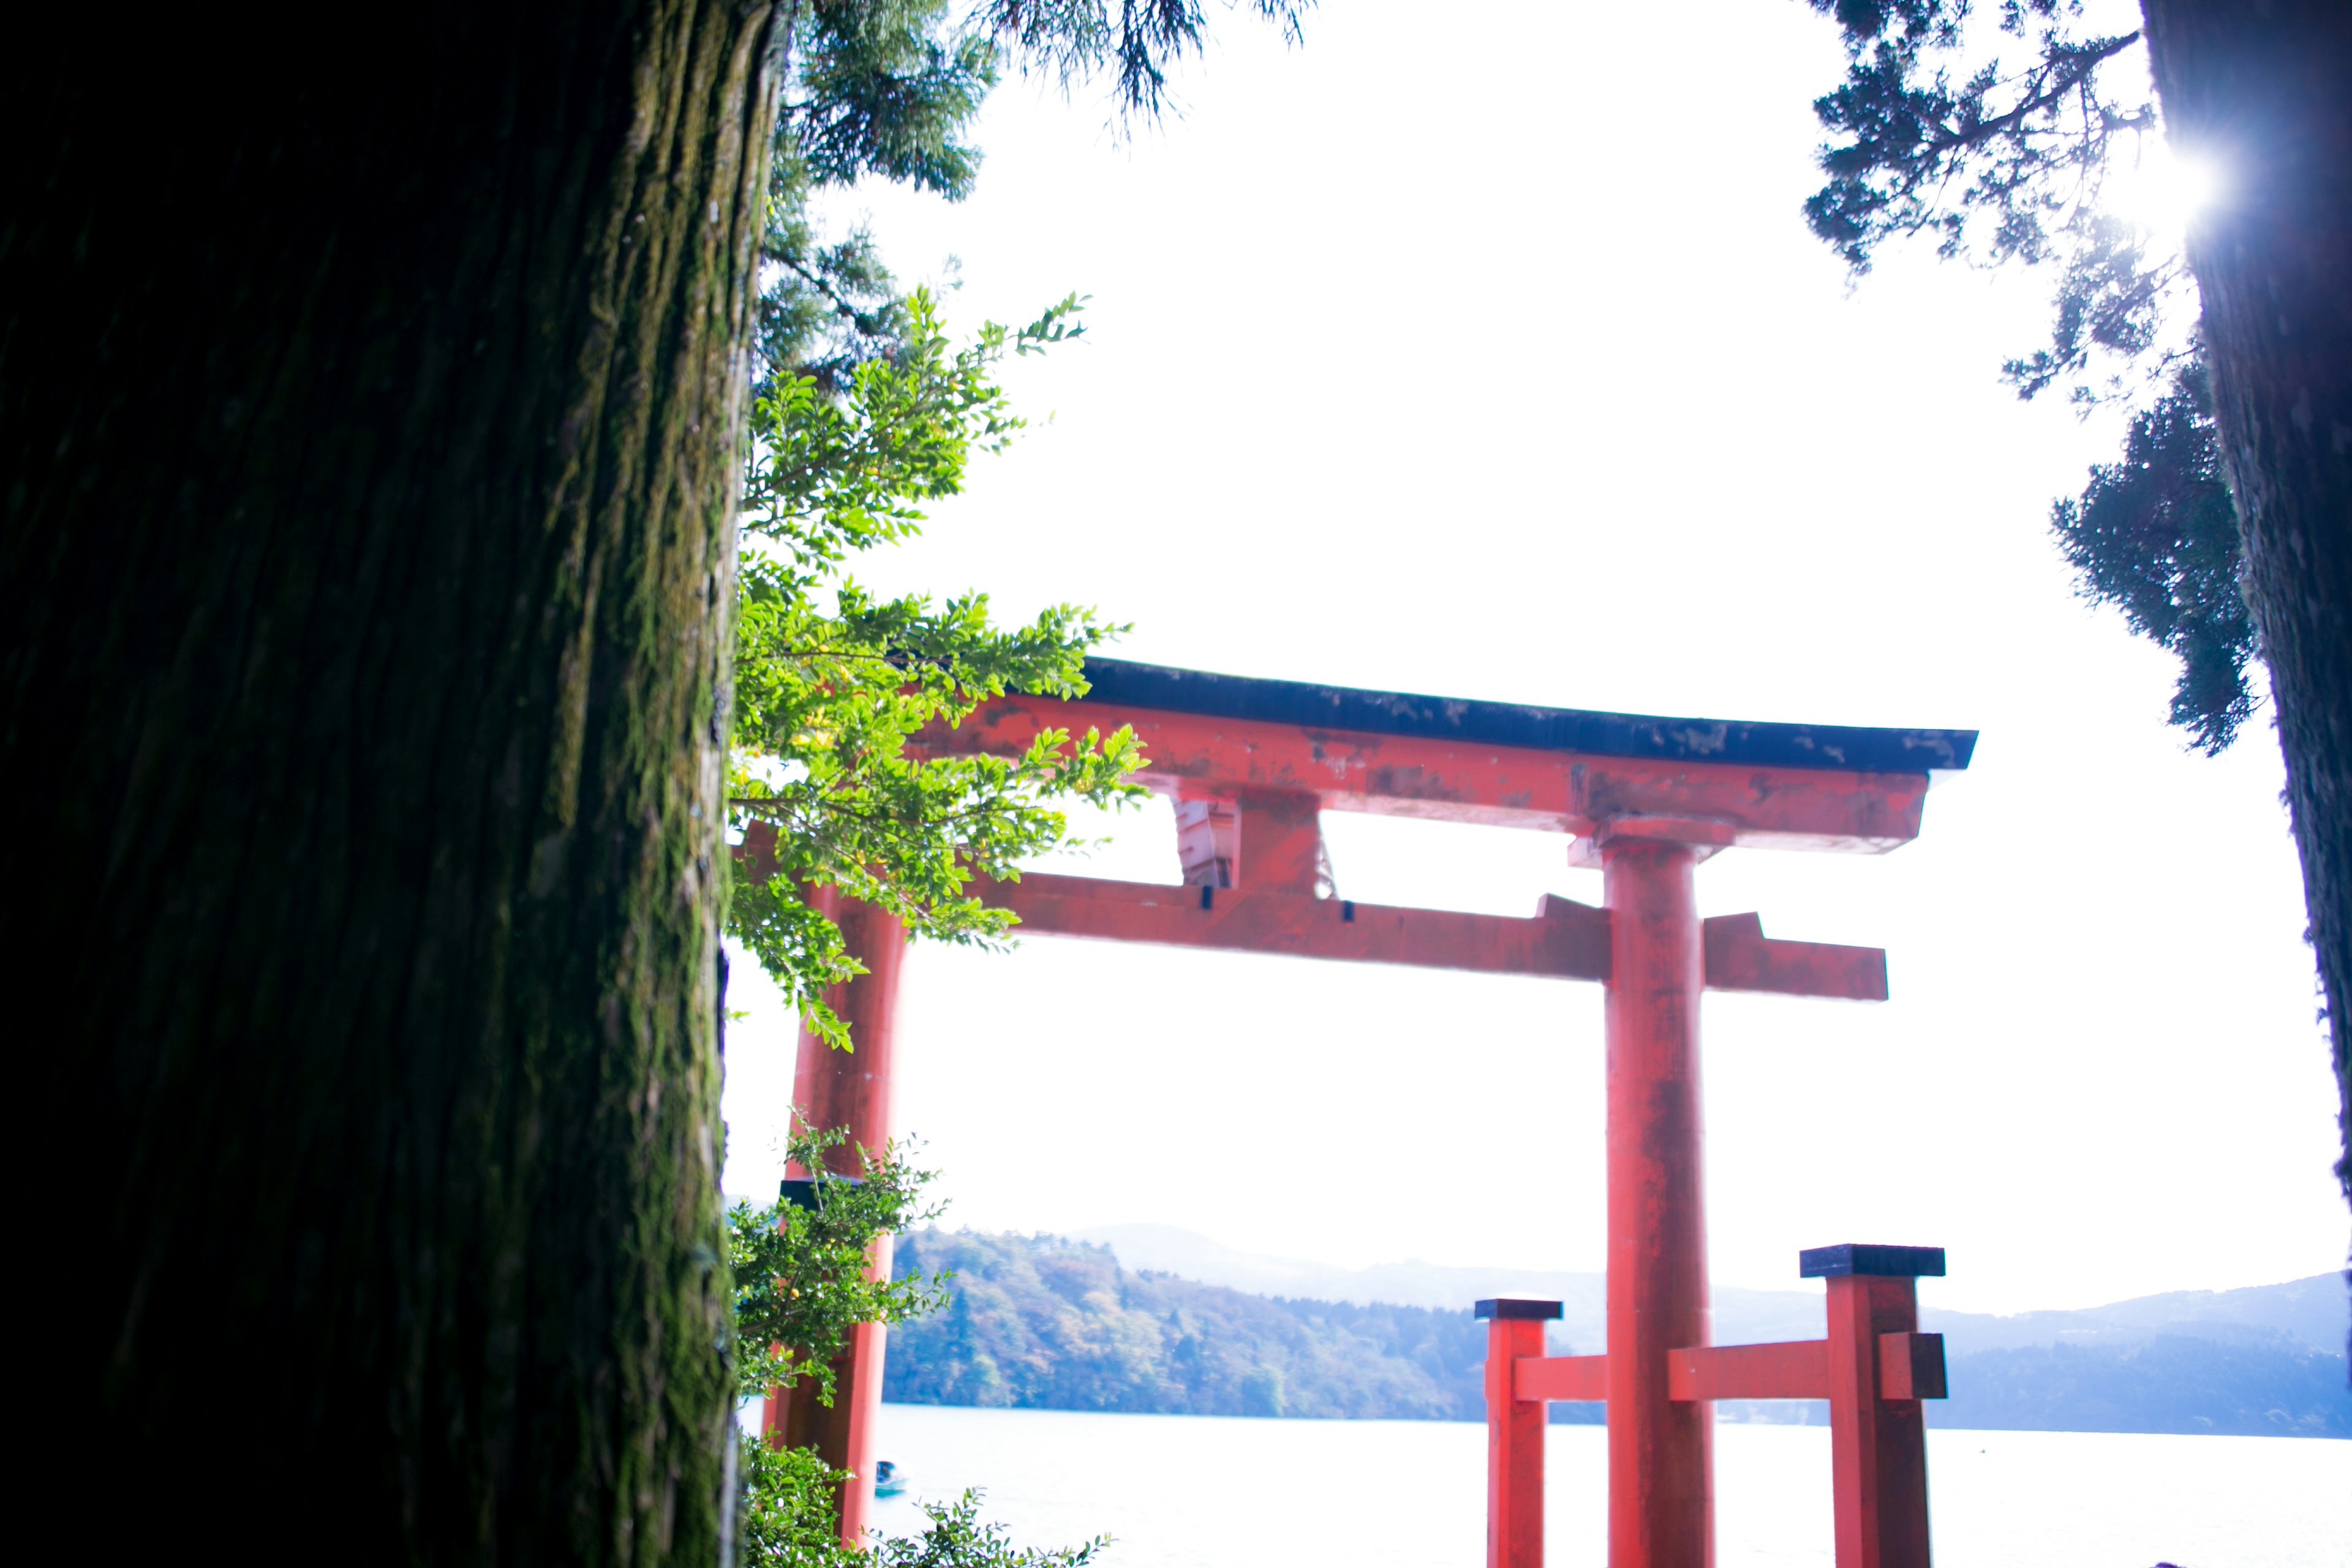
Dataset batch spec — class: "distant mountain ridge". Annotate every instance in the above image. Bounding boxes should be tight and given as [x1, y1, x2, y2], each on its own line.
[1073, 1224, 2349, 1358]
[889, 1228, 2350, 1438]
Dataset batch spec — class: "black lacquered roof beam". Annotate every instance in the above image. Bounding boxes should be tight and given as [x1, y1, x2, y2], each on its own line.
[1080, 658, 1976, 776]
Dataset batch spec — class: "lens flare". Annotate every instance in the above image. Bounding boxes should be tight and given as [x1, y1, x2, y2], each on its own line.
[2105, 141, 2225, 232]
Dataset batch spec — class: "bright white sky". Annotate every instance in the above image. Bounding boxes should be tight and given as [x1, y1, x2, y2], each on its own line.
[722, 0, 2345, 1317]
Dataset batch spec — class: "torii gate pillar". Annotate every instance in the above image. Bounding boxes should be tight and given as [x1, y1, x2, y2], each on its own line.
[750, 876, 906, 1550]
[1604, 835, 1714, 1568]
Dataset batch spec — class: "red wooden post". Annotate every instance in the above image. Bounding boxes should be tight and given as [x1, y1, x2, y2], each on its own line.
[1808, 1245, 1942, 1568]
[1480, 1298, 1559, 1568]
[763, 889, 908, 1548]
[1603, 833, 1715, 1568]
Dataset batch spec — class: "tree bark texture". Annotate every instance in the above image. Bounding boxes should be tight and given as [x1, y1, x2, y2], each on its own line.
[2143, 0, 2352, 1218]
[3, 4, 783, 1560]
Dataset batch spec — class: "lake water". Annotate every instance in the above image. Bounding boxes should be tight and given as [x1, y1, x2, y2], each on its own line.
[853, 1404, 2349, 1568]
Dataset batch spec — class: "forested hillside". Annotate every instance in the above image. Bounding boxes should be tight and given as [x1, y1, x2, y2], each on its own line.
[884, 1230, 1573, 1420]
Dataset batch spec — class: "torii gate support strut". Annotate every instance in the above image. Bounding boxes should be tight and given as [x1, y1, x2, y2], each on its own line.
[749, 658, 1975, 1564]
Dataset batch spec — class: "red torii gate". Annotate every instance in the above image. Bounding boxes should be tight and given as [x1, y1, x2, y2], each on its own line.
[756, 658, 1975, 1566]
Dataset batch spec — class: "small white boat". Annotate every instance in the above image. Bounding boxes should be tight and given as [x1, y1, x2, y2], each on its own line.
[872, 1460, 907, 1498]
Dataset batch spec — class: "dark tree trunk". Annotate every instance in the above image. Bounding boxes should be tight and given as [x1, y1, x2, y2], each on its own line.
[4, 4, 782, 1559]
[2141, 1, 2352, 1223]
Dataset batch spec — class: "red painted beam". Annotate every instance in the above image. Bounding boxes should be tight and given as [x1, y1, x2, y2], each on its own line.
[1666, 1341, 1829, 1401]
[978, 873, 1614, 981]
[1702, 913, 1888, 1002]
[977, 875, 1890, 1001]
[1509, 1340, 1947, 1408]
[1660, 1336, 1948, 1403]
[914, 693, 1933, 850]
[1516, 1354, 1609, 1402]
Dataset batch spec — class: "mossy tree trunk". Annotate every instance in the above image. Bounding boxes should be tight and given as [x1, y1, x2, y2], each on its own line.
[4, 4, 784, 1559]
[2142, 0, 2352, 1215]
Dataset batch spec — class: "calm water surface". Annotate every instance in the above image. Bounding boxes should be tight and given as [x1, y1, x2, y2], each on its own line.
[854, 1404, 2348, 1568]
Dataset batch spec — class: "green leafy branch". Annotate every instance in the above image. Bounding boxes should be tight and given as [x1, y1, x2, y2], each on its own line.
[728, 556, 1145, 1046]
[745, 290, 1087, 568]
[868, 1491, 1109, 1567]
[738, 1445, 1109, 1568]
[729, 1124, 950, 1406]
[728, 278, 1142, 1049]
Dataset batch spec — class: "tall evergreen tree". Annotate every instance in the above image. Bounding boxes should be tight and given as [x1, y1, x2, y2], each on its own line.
[1798, 0, 2352, 1218]
[1, 1, 1301, 1561]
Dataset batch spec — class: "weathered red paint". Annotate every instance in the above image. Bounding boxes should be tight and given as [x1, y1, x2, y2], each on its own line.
[979, 873, 1614, 979]
[1603, 837, 1714, 1568]
[1700, 913, 1888, 1003]
[914, 695, 1933, 850]
[1825, 1275, 1934, 1568]
[760, 886, 907, 1549]
[1486, 1315, 1550, 1568]
[970, 870, 1889, 1001]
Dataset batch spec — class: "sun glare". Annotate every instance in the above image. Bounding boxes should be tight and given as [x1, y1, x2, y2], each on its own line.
[2104, 140, 2224, 232]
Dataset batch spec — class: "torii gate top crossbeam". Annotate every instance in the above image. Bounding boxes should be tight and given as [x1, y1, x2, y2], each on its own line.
[897, 658, 1975, 997]
[919, 658, 1977, 854]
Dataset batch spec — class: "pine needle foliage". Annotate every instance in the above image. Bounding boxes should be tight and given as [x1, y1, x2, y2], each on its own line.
[974, 0, 1311, 121]
[1801, 0, 2188, 403]
[2051, 357, 2253, 752]
[1806, 2, 2154, 277]
[759, 1, 1312, 393]
[1796, 0, 2250, 751]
